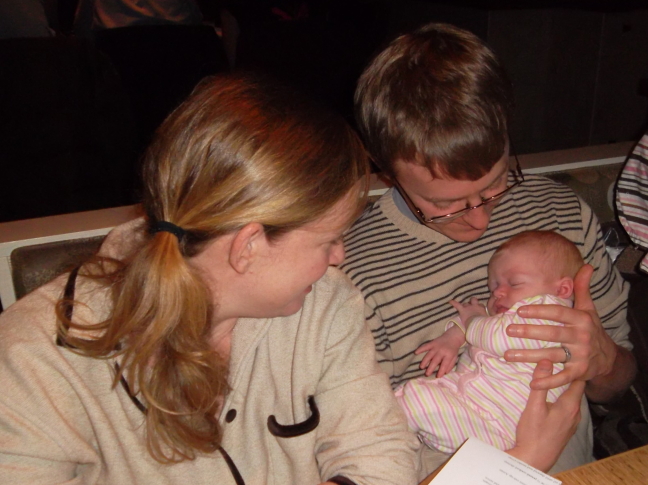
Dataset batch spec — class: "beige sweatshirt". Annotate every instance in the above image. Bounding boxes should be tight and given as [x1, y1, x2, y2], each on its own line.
[0, 221, 419, 485]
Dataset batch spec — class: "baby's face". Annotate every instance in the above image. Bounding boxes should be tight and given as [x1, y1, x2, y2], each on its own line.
[486, 247, 562, 314]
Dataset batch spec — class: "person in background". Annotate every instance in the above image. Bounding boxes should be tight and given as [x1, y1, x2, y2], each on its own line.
[397, 231, 583, 454]
[0, 73, 419, 485]
[341, 22, 636, 477]
[74, 0, 204, 37]
[0, 0, 54, 39]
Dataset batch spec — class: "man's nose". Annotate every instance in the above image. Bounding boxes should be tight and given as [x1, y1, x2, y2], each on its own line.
[462, 203, 491, 230]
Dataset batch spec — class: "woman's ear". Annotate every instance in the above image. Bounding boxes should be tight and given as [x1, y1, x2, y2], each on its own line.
[228, 223, 265, 274]
[556, 277, 574, 299]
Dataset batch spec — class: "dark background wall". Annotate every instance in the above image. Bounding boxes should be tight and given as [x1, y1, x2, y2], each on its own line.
[22, 0, 648, 158]
[489, 7, 648, 154]
[3, 0, 647, 221]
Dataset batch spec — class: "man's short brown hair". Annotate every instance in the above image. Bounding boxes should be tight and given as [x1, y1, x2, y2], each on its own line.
[355, 22, 514, 180]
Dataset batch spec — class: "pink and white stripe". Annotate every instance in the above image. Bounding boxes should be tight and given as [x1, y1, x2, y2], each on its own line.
[395, 294, 570, 453]
[617, 135, 648, 272]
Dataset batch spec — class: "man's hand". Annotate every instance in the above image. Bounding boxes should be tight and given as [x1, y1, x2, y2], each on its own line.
[507, 360, 585, 472]
[504, 265, 636, 401]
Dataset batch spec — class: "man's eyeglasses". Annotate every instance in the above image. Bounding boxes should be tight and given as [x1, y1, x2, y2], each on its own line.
[393, 154, 525, 225]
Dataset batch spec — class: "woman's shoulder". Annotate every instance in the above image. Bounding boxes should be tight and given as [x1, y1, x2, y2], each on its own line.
[0, 273, 68, 346]
[0, 217, 144, 349]
[0, 272, 111, 356]
[0, 278, 76, 384]
[98, 217, 148, 260]
[295, 268, 365, 339]
[310, 267, 362, 304]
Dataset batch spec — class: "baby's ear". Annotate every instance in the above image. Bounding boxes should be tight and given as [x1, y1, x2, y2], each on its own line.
[556, 277, 574, 299]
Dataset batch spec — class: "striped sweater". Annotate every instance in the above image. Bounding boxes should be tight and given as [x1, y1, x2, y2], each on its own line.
[341, 175, 631, 389]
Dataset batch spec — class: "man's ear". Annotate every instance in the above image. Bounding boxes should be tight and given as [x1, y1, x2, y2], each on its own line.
[228, 223, 265, 274]
[556, 277, 574, 299]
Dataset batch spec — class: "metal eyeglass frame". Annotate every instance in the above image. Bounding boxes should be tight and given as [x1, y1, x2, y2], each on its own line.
[392, 153, 525, 225]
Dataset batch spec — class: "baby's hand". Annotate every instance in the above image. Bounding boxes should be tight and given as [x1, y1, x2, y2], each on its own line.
[449, 297, 488, 327]
[414, 325, 465, 378]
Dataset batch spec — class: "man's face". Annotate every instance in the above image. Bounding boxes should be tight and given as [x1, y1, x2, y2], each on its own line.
[393, 152, 510, 242]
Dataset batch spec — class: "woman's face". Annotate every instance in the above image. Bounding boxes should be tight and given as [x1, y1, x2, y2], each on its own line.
[247, 188, 358, 318]
[187, 184, 358, 320]
[190, 186, 360, 323]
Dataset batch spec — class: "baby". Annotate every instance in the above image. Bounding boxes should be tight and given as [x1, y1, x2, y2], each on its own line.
[395, 230, 584, 453]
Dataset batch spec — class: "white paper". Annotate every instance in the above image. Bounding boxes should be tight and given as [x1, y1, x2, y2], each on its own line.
[430, 438, 561, 485]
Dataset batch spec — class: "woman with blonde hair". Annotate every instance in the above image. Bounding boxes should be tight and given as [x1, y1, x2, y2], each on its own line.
[0, 74, 419, 484]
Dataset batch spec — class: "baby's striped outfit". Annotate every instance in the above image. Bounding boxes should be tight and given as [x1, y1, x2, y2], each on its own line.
[395, 294, 570, 453]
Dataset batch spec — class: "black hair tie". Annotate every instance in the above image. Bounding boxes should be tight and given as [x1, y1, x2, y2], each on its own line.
[152, 220, 186, 242]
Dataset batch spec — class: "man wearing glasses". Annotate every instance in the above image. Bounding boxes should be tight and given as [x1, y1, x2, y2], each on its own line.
[341, 23, 636, 477]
